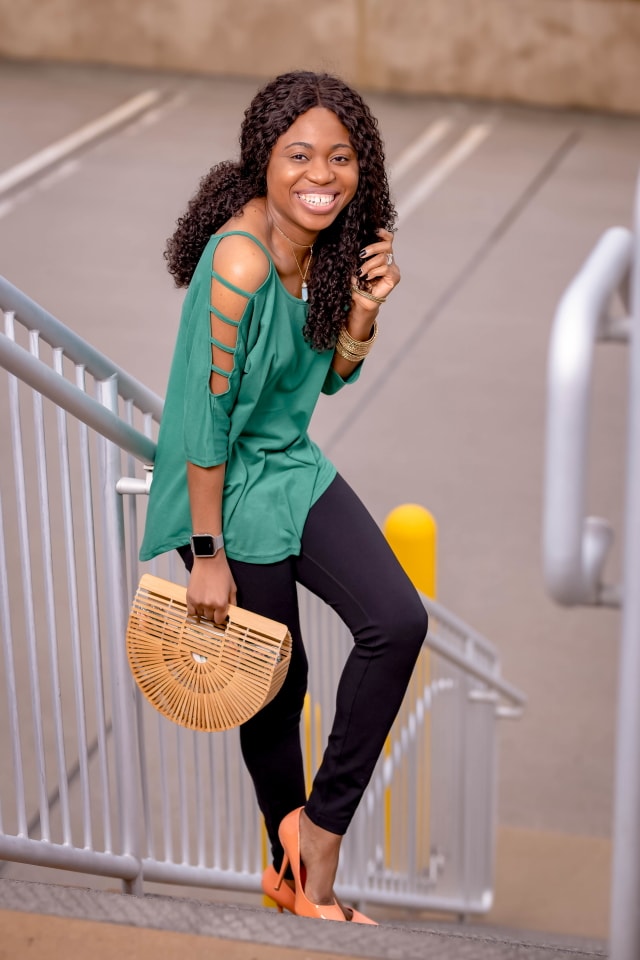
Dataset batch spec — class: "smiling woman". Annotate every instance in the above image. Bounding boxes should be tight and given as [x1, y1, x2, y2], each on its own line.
[140, 71, 426, 924]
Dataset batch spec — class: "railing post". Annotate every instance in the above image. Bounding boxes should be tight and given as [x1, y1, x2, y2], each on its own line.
[610, 180, 640, 960]
[97, 375, 143, 895]
[384, 505, 436, 882]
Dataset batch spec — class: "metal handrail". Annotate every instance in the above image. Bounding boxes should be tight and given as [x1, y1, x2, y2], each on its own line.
[423, 597, 526, 711]
[609, 178, 640, 960]
[0, 330, 156, 463]
[544, 227, 633, 607]
[544, 174, 640, 960]
[0, 275, 163, 418]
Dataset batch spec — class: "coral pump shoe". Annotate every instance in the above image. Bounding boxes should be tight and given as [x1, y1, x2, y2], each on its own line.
[263, 863, 377, 923]
[275, 807, 345, 921]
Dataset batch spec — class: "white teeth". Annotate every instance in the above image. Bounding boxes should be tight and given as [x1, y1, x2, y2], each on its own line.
[299, 194, 334, 206]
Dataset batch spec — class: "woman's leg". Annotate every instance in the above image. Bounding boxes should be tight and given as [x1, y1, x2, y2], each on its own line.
[177, 545, 308, 872]
[295, 474, 428, 835]
[230, 557, 308, 872]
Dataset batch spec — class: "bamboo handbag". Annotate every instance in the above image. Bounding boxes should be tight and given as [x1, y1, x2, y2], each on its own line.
[126, 574, 292, 731]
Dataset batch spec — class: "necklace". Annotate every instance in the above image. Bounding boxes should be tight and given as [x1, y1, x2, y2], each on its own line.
[272, 221, 314, 302]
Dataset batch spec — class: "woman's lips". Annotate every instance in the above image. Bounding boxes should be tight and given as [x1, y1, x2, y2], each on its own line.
[295, 192, 339, 212]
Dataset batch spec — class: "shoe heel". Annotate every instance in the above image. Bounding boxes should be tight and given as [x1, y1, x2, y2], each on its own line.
[274, 853, 289, 892]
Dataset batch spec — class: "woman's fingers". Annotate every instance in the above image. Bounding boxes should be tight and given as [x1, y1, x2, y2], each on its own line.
[187, 560, 235, 624]
[357, 227, 398, 289]
[358, 228, 394, 262]
[213, 603, 229, 626]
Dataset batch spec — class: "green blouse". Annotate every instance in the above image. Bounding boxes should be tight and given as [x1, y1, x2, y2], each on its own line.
[139, 231, 360, 564]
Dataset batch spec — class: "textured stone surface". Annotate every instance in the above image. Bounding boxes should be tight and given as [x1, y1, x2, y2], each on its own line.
[0, 0, 639, 112]
[0, 879, 609, 959]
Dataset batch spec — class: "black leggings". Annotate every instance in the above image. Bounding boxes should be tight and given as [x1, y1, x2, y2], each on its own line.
[180, 473, 427, 870]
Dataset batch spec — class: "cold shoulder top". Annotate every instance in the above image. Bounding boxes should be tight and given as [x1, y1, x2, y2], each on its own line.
[139, 231, 360, 564]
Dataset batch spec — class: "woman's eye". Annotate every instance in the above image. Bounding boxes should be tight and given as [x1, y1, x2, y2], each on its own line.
[290, 153, 309, 161]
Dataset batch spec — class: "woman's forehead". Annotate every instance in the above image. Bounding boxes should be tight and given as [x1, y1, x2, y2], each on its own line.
[277, 107, 353, 147]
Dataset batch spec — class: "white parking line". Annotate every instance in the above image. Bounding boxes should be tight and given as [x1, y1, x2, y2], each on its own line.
[389, 118, 454, 183]
[396, 124, 492, 221]
[0, 89, 162, 196]
[0, 160, 81, 221]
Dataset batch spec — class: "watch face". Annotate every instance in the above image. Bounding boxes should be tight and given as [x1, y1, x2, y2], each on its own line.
[191, 534, 215, 557]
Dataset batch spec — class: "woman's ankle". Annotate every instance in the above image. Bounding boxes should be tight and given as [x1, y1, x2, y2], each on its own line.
[299, 810, 341, 903]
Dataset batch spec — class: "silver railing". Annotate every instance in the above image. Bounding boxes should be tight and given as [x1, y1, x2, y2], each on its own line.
[544, 176, 640, 960]
[0, 275, 525, 913]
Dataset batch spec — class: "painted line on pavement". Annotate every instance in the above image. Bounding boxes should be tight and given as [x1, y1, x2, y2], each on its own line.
[0, 160, 82, 221]
[389, 118, 454, 183]
[396, 124, 492, 221]
[0, 89, 162, 197]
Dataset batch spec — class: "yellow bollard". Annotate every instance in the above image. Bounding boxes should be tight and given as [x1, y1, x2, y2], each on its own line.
[384, 504, 437, 599]
[383, 504, 437, 871]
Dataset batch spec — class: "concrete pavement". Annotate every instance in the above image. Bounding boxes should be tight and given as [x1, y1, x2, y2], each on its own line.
[0, 879, 608, 960]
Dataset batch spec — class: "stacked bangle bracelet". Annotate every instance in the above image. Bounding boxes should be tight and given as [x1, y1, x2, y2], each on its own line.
[335, 320, 378, 363]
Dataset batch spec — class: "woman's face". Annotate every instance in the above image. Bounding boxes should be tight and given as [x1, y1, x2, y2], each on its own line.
[265, 107, 359, 240]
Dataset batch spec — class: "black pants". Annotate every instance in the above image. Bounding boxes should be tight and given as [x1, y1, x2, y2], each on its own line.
[180, 473, 427, 870]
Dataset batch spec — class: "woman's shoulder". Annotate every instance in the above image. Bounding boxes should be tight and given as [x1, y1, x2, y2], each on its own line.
[210, 212, 273, 295]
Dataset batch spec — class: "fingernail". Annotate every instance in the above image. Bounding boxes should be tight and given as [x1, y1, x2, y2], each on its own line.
[359, 249, 367, 258]
[355, 268, 362, 277]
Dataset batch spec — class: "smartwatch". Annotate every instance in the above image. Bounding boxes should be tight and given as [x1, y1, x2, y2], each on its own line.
[190, 533, 225, 558]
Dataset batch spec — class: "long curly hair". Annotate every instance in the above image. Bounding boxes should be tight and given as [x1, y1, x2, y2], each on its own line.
[165, 71, 396, 350]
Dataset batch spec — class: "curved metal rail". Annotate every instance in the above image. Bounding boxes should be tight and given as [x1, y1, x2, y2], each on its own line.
[544, 227, 633, 607]
[544, 174, 640, 960]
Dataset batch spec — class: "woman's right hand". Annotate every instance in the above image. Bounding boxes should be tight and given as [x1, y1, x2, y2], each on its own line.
[186, 554, 237, 625]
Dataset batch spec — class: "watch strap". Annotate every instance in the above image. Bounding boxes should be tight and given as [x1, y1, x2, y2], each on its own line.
[190, 533, 224, 557]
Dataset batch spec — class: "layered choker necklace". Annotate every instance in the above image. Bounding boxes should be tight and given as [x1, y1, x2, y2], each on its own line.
[272, 220, 314, 302]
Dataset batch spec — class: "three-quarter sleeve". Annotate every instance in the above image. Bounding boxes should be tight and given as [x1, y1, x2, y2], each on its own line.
[182, 280, 254, 466]
[321, 359, 363, 396]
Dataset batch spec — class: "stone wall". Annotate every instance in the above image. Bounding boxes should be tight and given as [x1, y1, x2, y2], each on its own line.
[0, 0, 639, 112]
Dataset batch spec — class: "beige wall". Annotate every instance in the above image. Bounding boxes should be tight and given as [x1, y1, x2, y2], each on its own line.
[1, 0, 640, 114]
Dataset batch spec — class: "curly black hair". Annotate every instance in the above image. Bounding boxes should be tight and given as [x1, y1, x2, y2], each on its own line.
[165, 71, 396, 350]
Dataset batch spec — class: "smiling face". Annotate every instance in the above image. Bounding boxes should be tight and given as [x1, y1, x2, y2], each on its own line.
[265, 106, 359, 243]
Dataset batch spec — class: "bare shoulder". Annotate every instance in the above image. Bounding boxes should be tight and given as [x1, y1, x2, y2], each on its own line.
[212, 231, 270, 294]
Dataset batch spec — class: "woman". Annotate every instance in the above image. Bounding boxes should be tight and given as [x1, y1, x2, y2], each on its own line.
[140, 71, 427, 923]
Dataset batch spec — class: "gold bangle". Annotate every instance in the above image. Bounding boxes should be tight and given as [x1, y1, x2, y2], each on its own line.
[339, 319, 378, 353]
[351, 285, 387, 305]
[335, 341, 364, 363]
[336, 320, 378, 362]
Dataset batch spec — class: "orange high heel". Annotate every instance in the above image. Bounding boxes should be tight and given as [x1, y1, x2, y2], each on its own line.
[275, 807, 346, 921]
[263, 863, 377, 923]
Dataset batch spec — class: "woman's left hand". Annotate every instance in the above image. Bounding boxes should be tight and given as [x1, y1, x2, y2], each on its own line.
[352, 228, 400, 306]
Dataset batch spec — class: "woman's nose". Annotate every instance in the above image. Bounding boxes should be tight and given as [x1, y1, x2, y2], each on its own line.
[306, 158, 334, 183]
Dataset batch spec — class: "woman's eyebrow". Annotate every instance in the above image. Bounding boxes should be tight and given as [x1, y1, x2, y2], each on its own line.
[282, 141, 354, 150]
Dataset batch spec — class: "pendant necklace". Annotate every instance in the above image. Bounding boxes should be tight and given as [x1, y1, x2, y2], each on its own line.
[272, 221, 314, 302]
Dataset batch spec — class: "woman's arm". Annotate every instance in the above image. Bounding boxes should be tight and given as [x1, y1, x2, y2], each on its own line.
[185, 461, 237, 624]
[331, 228, 400, 379]
[184, 234, 269, 623]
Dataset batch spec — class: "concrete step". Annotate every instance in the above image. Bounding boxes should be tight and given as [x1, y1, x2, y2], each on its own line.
[0, 878, 608, 959]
